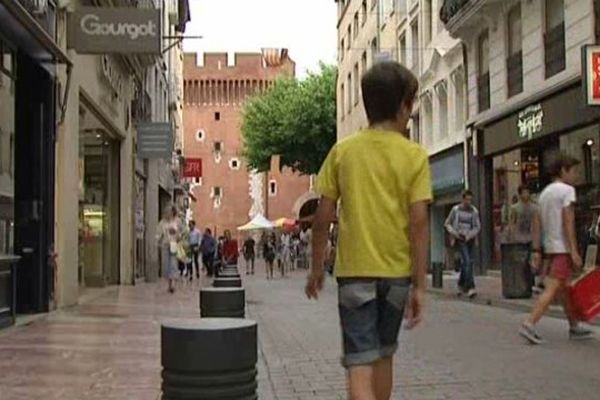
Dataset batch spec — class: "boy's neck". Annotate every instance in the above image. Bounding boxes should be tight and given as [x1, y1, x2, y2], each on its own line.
[369, 121, 408, 137]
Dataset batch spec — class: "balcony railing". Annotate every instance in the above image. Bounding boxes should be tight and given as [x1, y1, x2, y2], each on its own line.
[477, 71, 490, 112]
[507, 51, 523, 98]
[18, 0, 57, 37]
[544, 22, 566, 79]
[440, 0, 470, 24]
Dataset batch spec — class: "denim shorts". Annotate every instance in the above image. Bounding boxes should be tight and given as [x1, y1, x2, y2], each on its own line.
[337, 277, 411, 368]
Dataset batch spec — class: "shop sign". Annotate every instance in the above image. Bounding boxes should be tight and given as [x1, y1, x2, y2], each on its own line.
[183, 158, 202, 178]
[137, 123, 173, 159]
[517, 104, 544, 140]
[583, 44, 600, 106]
[68, 7, 161, 54]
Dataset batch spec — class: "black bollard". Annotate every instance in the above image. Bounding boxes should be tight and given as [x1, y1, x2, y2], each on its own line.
[161, 318, 258, 400]
[213, 277, 242, 288]
[200, 287, 245, 318]
[219, 270, 241, 279]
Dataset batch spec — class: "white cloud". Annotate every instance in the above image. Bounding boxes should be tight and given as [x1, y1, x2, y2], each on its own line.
[183, 0, 337, 77]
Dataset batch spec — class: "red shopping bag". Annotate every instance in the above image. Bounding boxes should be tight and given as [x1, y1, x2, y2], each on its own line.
[569, 268, 600, 322]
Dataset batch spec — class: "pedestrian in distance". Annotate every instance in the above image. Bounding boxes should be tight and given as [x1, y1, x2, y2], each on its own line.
[306, 61, 432, 400]
[243, 235, 256, 275]
[519, 154, 594, 344]
[509, 185, 542, 291]
[445, 190, 481, 299]
[222, 230, 239, 266]
[188, 220, 202, 280]
[200, 228, 217, 277]
[264, 232, 276, 280]
[156, 205, 182, 294]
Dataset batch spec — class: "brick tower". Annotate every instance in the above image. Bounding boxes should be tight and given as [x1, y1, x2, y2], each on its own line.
[182, 50, 311, 236]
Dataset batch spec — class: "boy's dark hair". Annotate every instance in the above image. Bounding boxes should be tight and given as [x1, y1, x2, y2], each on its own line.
[548, 153, 580, 178]
[517, 185, 529, 195]
[463, 190, 474, 199]
[361, 61, 418, 125]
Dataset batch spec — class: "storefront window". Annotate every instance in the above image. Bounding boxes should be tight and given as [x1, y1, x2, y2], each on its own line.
[491, 126, 600, 268]
[0, 38, 15, 256]
[78, 113, 120, 287]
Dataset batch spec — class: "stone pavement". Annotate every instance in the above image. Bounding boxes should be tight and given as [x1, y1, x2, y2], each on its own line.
[0, 265, 599, 400]
[245, 265, 600, 400]
[428, 271, 600, 326]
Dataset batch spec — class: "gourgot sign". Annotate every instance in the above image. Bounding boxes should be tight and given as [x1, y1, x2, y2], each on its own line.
[69, 7, 161, 54]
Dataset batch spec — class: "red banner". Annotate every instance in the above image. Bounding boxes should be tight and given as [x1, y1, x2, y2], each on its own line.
[584, 45, 600, 106]
[183, 158, 202, 178]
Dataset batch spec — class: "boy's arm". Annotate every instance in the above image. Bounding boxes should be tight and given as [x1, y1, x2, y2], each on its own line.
[306, 196, 336, 299]
[311, 197, 337, 275]
[563, 204, 582, 269]
[410, 201, 430, 290]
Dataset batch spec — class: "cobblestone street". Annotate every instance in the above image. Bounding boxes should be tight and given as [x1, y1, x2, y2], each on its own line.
[1, 266, 599, 399]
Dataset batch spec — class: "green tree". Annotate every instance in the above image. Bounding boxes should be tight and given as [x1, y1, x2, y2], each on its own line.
[241, 64, 337, 175]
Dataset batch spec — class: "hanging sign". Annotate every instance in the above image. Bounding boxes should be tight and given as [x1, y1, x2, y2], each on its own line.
[583, 44, 600, 106]
[183, 158, 202, 178]
[137, 123, 173, 159]
[68, 7, 161, 54]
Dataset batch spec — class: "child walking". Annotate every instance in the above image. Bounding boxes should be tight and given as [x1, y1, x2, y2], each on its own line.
[306, 61, 432, 400]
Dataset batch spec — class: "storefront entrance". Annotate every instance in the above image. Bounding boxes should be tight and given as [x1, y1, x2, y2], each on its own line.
[483, 83, 600, 269]
[78, 106, 120, 287]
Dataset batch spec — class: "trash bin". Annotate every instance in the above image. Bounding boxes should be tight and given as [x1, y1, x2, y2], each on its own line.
[431, 262, 443, 289]
[500, 243, 532, 299]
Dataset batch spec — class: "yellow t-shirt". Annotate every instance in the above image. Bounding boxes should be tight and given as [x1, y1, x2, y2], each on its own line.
[316, 130, 432, 278]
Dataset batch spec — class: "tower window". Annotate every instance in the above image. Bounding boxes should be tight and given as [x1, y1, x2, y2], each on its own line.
[269, 180, 277, 196]
[212, 186, 222, 198]
[196, 129, 205, 141]
[229, 158, 240, 170]
[215, 112, 221, 121]
[214, 141, 223, 152]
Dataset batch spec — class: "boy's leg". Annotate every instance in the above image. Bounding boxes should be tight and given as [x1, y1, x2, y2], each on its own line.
[372, 357, 393, 400]
[466, 242, 476, 290]
[527, 276, 562, 325]
[457, 243, 467, 292]
[347, 366, 377, 400]
[558, 284, 578, 328]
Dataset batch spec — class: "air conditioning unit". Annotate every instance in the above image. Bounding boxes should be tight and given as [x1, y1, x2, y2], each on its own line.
[168, 0, 179, 26]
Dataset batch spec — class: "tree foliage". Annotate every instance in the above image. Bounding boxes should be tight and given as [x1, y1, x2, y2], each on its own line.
[241, 64, 337, 175]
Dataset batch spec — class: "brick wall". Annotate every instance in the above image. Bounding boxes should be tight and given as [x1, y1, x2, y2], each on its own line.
[183, 51, 310, 238]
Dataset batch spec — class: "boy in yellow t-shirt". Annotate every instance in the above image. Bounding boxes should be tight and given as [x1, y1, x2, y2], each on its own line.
[306, 61, 432, 400]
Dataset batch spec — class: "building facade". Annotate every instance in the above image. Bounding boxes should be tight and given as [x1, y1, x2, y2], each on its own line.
[335, 0, 469, 267]
[442, 0, 600, 271]
[182, 51, 310, 236]
[0, 0, 190, 328]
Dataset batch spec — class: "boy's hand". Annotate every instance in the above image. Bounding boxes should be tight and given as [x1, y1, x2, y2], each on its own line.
[405, 288, 425, 329]
[571, 251, 583, 271]
[305, 270, 325, 300]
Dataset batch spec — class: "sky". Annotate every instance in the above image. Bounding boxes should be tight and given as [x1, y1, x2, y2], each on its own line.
[183, 0, 338, 77]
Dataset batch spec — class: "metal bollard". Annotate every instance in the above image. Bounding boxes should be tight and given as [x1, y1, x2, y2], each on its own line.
[161, 318, 258, 400]
[432, 262, 443, 289]
[213, 277, 242, 288]
[200, 287, 245, 318]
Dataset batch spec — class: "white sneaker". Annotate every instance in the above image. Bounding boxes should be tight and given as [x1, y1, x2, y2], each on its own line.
[467, 289, 477, 299]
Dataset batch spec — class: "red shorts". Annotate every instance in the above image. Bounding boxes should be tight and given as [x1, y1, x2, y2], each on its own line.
[548, 254, 573, 281]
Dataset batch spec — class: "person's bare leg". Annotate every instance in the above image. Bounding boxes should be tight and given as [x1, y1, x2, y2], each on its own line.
[558, 284, 578, 328]
[527, 277, 562, 325]
[372, 357, 393, 400]
[347, 365, 377, 400]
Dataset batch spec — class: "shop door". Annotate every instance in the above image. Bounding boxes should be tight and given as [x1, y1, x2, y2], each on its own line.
[14, 53, 55, 313]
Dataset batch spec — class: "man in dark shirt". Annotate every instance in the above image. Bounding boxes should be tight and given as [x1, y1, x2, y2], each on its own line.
[200, 229, 217, 277]
[243, 236, 256, 275]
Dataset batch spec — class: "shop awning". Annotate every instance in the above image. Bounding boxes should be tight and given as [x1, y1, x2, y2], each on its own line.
[0, 0, 72, 69]
[237, 214, 274, 231]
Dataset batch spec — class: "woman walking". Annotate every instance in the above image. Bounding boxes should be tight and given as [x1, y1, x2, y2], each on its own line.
[157, 205, 182, 293]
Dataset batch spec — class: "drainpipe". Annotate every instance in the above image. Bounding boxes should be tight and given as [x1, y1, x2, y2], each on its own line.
[376, 0, 381, 52]
[461, 41, 470, 190]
